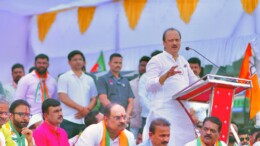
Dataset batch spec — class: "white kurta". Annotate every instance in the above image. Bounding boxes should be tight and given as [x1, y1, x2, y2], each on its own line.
[75, 122, 135, 146]
[139, 73, 152, 118]
[143, 51, 199, 146]
[15, 71, 58, 115]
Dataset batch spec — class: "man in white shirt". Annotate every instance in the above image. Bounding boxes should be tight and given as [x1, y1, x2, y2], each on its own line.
[15, 54, 57, 115]
[129, 56, 150, 139]
[4, 63, 25, 103]
[139, 50, 162, 130]
[185, 116, 227, 146]
[58, 50, 97, 138]
[143, 28, 199, 145]
[75, 103, 135, 146]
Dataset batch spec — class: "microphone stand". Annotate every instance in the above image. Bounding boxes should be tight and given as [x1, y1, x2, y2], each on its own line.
[186, 47, 228, 76]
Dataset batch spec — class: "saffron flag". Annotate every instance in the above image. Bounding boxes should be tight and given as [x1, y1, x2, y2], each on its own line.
[239, 43, 260, 119]
[90, 51, 106, 73]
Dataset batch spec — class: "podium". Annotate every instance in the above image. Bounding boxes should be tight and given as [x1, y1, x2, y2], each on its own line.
[174, 74, 252, 143]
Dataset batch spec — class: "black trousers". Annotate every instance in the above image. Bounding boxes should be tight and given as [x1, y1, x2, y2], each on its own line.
[60, 119, 86, 139]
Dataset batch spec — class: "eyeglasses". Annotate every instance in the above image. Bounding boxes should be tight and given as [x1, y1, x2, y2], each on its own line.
[0, 111, 10, 117]
[13, 112, 32, 118]
[110, 115, 129, 121]
[240, 137, 249, 141]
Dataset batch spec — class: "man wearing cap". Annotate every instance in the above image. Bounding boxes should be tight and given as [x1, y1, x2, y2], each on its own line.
[27, 113, 42, 132]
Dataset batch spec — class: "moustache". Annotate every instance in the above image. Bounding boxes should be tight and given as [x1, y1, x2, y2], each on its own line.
[229, 136, 236, 143]
[15, 75, 22, 78]
[0, 117, 6, 122]
[204, 134, 212, 139]
[118, 122, 126, 127]
[161, 141, 168, 145]
[20, 122, 29, 127]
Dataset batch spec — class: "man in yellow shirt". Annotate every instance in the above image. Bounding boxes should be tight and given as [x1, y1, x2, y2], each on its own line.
[0, 97, 15, 146]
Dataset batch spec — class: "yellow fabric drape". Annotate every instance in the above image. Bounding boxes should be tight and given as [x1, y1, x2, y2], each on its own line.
[241, 0, 259, 14]
[37, 12, 57, 42]
[123, 0, 147, 30]
[177, 0, 199, 24]
[78, 7, 96, 34]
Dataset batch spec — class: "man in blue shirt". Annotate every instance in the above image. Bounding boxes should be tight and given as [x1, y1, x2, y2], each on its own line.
[97, 53, 134, 120]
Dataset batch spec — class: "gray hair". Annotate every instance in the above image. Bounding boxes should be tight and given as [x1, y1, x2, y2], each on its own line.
[0, 95, 9, 105]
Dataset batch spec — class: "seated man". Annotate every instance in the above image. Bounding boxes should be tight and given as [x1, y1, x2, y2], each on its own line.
[138, 118, 170, 146]
[27, 113, 43, 132]
[0, 97, 15, 146]
[75, 103, 135, 146]
[4, 99, 34, 146]
[69, 110, 104, 146]
[185, 116, 227, 146]
[84, 110, 103, 127]
[33, 99, 69, 146]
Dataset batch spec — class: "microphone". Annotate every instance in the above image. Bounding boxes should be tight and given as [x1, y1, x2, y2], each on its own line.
[185, 47, 227, 76]
[185, 47, 191, 51]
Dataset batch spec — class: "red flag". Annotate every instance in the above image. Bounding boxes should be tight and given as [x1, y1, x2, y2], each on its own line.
[239, 43, 260, 119]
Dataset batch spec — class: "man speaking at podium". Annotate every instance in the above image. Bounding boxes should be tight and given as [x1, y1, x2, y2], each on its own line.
[143, 27, 199, 145]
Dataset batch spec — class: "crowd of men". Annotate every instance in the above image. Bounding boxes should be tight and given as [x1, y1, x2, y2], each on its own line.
[0, 27, 259, 146]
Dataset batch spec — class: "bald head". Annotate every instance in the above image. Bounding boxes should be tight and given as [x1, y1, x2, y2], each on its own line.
[104, 103, 127, 137]
[104, 103, 125, 118]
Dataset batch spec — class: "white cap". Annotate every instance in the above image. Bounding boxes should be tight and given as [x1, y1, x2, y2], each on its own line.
[253, 141, 260, 146]
[27, 113, 43, 128]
